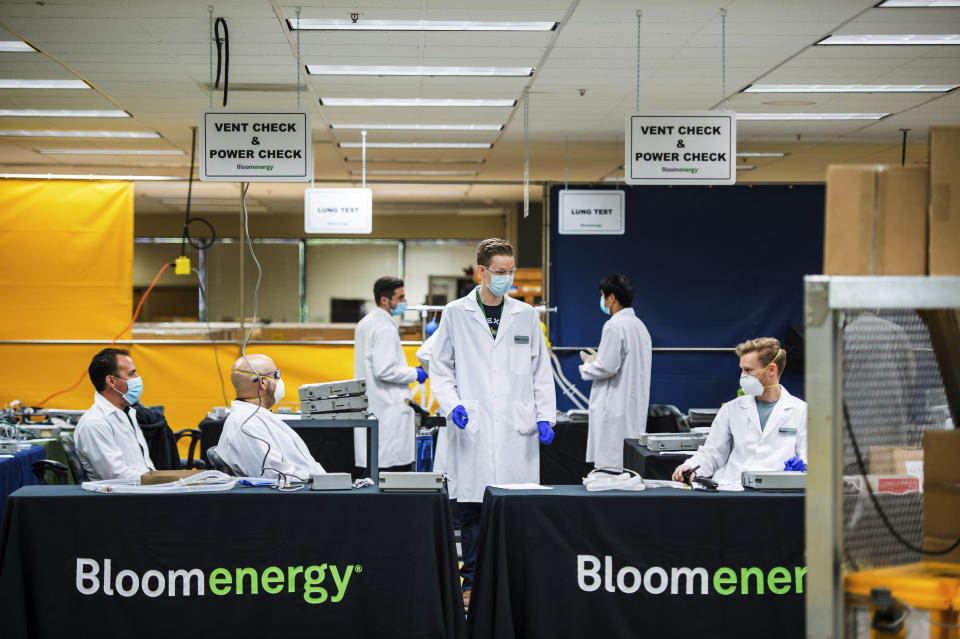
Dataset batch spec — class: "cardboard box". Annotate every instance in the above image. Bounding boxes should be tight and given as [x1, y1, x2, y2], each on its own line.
[141, 470, 203, 485]
[869, 446, 924, 475]
[845, 475, 921, 495]
[823, 165, 928, 275]
[922, 430, 960, 563]
[929, 126, 960, 275]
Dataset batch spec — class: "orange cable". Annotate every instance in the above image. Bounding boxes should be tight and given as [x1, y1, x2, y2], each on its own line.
[33, 262, 172, 407]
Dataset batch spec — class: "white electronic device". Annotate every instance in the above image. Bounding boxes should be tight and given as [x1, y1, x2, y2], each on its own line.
[643, 433, 708, 451]
[300, 410, 370, 421]
[19, 424, 61, 439]
[742, 470, 806, 491]
[378, 472, 444, 492]
[0, 441, 19, 454]
[299, 379, 366, 401]
[302, 395, 368, 414]
[310, 473, 353, 491]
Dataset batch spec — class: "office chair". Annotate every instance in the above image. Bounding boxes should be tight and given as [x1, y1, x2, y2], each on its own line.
[60, 433, 91, 483]
[174, 428, 206, 470]
[205, 446, 243, 477]
[31, 459, 69, 485]
[646, 404, 690, 433]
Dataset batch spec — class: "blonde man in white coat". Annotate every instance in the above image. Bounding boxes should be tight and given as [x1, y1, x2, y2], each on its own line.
[430, 238, 557, 608]
[353, 276, 427, 473]
[579, 273, 652, 468]
[673, 338, 807, 486]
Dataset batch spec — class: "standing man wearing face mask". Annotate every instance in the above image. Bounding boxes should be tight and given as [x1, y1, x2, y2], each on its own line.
[672, 337, 807, 486]
[429, 238, 557, 609]
[217, 354, 324, 480]
[75, 348, 156, 480]
[353, 276, 427, 474]
[578, 274, 653, 468]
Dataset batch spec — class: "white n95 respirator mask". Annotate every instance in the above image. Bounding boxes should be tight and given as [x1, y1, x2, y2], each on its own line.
[739, 374, 764, 397]
[273, 378, 285, 404]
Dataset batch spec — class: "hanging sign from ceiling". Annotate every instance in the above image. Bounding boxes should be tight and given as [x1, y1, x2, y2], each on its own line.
[625, 111, 736, 186]
[304, 188, 373, 234]
[199, 110, 312, 182]
[558, 189, 625, 235]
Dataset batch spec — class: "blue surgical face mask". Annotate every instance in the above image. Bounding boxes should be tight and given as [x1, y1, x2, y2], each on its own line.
[391, 301, 407, 316]
[487, 273, 513, 297]
[600, 294, 611, 315]
[114, 376, 143, 405]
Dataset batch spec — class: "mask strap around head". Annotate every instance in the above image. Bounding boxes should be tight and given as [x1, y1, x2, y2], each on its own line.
[759, 349, 782, 389]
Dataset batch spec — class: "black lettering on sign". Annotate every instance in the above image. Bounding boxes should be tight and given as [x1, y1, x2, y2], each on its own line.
[214, 123, 248, 132]
[639, 125, 675, 135]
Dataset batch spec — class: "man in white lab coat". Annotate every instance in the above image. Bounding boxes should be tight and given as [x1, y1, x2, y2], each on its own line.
[75, 348, 156, 480]
[579, 273, 652, 468]
[353, 276, 427, 473]
[430, 238, 557, 606]
[673, 337, 807, 486]
[218, 354, 324, 480]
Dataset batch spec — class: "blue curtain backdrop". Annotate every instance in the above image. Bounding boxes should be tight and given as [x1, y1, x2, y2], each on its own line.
[549, 183, 824, 413]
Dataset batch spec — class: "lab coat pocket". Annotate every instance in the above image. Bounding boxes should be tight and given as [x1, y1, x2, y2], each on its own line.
[512, 401, 537, 436]
[509, 342, 532, 376]
[461, 400, 481, 437]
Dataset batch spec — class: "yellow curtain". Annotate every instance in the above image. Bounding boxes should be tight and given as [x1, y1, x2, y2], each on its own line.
[0, 180, 133, 340]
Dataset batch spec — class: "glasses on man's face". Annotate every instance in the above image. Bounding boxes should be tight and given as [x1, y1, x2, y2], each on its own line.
[232, 369, 281, 381]
[485, 267, 516, 277]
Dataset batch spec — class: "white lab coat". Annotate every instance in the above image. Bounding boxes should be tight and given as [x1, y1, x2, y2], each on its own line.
[579, 307, 653, 467]
[686, 386, 808, 485]
[217, 400, 324, 479]
[416, 335, 446, 474]
[75, 392, 156, 480]
[353, 307, 417, 468]
[430, 286, 557, 503]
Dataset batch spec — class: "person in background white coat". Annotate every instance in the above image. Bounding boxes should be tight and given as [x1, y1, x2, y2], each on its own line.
[429, 238, 557, 608]
[75, 348, 156, 480]
[354, 276, 427, 472]
[579, 273, 652, 468]
[218, 354, 324, 480]
[672, 337, 807, 486]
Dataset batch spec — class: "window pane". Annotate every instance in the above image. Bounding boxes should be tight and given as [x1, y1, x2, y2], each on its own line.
[306, 243, 400, 322]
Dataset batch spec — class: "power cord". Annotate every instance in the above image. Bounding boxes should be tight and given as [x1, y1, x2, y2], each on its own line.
[190, 267, 228, 407]
[844, 401, 960, 555]
[213, 17, 229, 107]
[181, 127, 215, 254]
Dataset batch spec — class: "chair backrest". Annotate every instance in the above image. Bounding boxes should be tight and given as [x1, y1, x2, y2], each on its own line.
[60, 433, 91, 483]
[31, 459, 69, 485]
[205, 446, 242, 477]
[174, 428, 203, 470]
[646, 404, 689, 434]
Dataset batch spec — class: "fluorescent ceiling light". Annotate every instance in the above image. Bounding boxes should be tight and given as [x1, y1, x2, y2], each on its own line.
[0, 129, 160, 138]
[736, 165, 756, 171]
[0, 41, 34, 52]
[877, 1, 960, 6]
[746, 83, 957, 93]
[0, 173, 181, 181]
[332, 123, 503, 131]
[350, 170, 479, 176]
[374, 189, 468, 196]
[736, 113, 888, 120]
[36, 148, 184, 155]
[0, 109, 129, 117]
[817, 34, 960, 45]
[602, 177, 625, 183]
[339, 142, 492, 149]
[321, 97, 515, 107]
[308, 65, 532, 77]
[736, 152, 789, 157]
[0, 79, 89, 89]
[344, 157, 485, 164]
[289, 19, 557, 31]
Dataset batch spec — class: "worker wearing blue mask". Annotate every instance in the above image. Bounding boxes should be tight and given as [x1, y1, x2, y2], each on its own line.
[75, 348, 156, 480]
[353, 276, 427, 473]
[579, 274, 653, 468]
[672, 338, 807, 485]
[430, 238, 557, 611]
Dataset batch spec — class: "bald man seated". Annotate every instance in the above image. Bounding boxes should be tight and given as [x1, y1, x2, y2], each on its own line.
[216, 354, 324, 481]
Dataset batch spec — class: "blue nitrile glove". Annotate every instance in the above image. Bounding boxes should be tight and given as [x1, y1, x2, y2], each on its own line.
[425, 317, 439, 337]
[451, 404, 469, 429]
[537, 421, 555, 445]
[783, 456, 807, 472]
[416, 367, 428, 384]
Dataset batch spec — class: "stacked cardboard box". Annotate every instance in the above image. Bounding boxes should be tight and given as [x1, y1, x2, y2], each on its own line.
[922, 430, 960, 563]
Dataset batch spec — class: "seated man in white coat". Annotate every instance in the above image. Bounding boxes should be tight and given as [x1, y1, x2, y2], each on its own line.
[218, 354, 324, 481]
[430, 238, 557, 608]
[354, 276, 427, 473]
[579, 273, 652, 468]
[673, 337, 807, 486]
[75, 348, 156, 480]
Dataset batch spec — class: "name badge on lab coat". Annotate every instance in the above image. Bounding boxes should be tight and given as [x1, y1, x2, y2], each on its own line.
[514, 335, 530, 344]
[778, 427, 797, 436]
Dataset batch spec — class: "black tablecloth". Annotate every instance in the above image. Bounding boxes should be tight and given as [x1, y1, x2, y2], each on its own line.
[199, 416, 357, 474]
[0, 485, 466, 639]
[539, 421, 592, 484]
[469, 486, 804, 639]
[622, 438, 693, 480]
